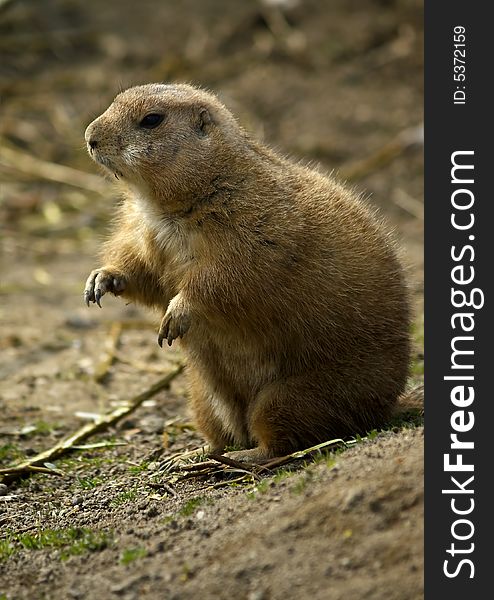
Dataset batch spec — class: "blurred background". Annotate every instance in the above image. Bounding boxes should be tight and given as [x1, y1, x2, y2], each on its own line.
[0, 0, 423, 428]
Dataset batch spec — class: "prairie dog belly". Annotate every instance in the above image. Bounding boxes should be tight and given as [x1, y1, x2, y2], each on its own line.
[182, 323, 280, 402]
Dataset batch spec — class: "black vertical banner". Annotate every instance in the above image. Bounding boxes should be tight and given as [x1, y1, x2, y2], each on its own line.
[425, 2, 493, 597]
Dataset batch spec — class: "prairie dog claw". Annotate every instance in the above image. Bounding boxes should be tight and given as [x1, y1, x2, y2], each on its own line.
[84, 269, 126, 307]
[158, 295, 191, 347]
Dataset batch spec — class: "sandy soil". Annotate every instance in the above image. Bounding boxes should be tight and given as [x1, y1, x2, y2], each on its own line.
[0, 1, 423, 598]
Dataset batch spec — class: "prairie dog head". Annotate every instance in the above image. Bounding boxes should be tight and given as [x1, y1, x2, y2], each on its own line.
[84, 83, 240, 199]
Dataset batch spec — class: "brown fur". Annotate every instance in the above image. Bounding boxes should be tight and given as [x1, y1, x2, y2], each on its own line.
[84, 83, 411, 462]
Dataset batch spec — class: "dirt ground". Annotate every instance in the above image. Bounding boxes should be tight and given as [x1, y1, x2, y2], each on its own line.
[0, 1, 424, 598]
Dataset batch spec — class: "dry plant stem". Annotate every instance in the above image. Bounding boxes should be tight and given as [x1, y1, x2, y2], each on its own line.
[392, 189, 424, 220]
[163, 446, 212, 469]
[339, 124, 423, 182]
[94, 321, 123, 382]
[207, 439, 349, 474]
[0, 465, 65, 477]
[259, 3, 306, 56]
[261, 438, 349, 469]
[173, 459, 218, 473]
[0, 141, 107, 194]
[147, 482, 178, 497]
[208, 453, 266, 475]
[165, 440, 350, 487]
[115, 352, 180, 374]
[0, 364, 184, 485]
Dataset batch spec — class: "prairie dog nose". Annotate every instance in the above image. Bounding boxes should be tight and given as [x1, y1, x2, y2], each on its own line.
[84, 122, 98, 149]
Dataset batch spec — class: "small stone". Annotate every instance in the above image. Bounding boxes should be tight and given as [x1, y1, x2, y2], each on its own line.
[342, 488, 364, 512]
[248, 590, 267, 600]
[111, 579, 131, 594]
[141, 416, 164, 434]
[71, 495, 84, 507]
[65, 315, 97, 330]
[0, 484, 9, 496]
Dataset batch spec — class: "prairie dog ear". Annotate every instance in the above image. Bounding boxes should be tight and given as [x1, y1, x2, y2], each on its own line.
[197, 106, 213, 134]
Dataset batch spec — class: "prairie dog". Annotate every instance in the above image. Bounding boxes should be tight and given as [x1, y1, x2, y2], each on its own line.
[84, 83, 410, 463]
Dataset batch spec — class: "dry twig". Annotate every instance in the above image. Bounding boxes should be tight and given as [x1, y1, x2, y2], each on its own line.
[147, 481, 179, 497]
[0, 364, 184, 485]
[0, 141, 107, 194]
[155, 438, 351, 490]
[93, 321, 123, 382]
[339, 124, 423, 182]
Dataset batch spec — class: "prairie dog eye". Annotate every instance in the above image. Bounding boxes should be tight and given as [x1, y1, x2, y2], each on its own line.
[139, 113, 164, 129]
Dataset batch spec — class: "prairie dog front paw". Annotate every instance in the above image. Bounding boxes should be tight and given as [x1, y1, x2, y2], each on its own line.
[158, 294, 191, 347]
[84, 268, 126, 307]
